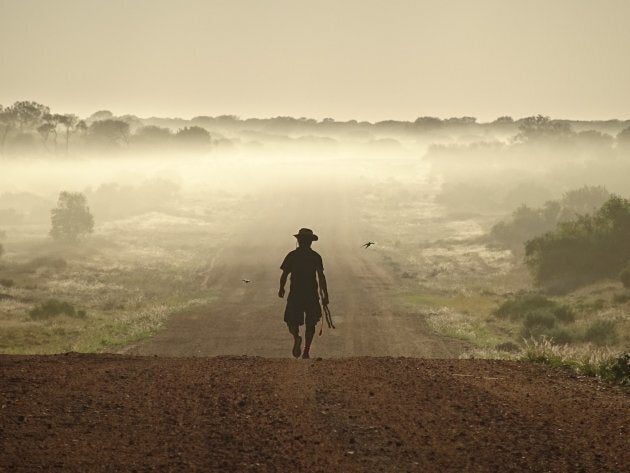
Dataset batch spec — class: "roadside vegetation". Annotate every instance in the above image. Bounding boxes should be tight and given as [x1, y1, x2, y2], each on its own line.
[0, 189, 234, 354]
[371, 177, 629, 384]
[1, 101, 628, 378]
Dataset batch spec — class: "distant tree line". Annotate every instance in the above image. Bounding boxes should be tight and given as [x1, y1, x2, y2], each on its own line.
[0, 101, 214, 155]
[429, 114, 630, 162]
[3, 100, 630, 156]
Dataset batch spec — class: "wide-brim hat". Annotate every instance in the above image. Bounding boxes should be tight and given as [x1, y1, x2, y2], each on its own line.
[293, 228, 318, 241]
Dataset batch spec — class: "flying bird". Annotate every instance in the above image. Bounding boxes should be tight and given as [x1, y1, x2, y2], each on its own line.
[242, 279, 251, 283]
[362, 242, 376, 249]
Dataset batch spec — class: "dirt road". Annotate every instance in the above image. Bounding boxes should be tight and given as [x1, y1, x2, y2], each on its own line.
[127, 179, 463, 358]
[2, 354, 628, 472]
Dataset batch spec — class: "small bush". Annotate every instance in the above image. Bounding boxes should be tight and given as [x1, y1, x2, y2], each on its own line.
[553, 305, 576, 323]
[495, 341, 520, 353]
[523, 310, 556, 330]
[23, 256, 67, 272]
[0, 278, 14, 288]
[620, 265, 630, 288]
[495, 294, 556, 320]
[545, 327, 575, 344]
[519, 311, 576, 342]
[583, 320, 618, 346]
[611, 353, 630, 384]
[29, 299, 79, 320]
[496, 293, 575, 323]
[613, 291, 630, 304]
[587, 299, 606, 311]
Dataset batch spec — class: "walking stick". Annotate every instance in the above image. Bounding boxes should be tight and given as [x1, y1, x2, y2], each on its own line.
[318, 287, 334, 336]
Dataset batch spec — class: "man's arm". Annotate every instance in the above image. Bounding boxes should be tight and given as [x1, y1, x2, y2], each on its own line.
[278, 270, 289, 298]
[317, 268, 329, 305]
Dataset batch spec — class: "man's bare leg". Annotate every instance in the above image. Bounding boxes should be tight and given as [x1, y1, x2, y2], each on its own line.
[288, 324, 302, 358]
[302, 324, 315, 359]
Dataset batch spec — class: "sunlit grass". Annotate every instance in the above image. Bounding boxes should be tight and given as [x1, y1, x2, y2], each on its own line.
[400, 290, 511, 346]
[462, 338, 629, 385]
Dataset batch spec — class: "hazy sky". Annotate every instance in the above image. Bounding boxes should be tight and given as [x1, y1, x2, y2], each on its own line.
[1, 0, 629, 121]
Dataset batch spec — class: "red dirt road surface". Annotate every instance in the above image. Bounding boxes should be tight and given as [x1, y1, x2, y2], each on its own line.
[1, 354, 628, 472]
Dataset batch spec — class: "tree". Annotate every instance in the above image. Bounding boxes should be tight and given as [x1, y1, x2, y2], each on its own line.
[617, 126, 630, 147]
[50, 192, 94, 242]
[88, 119, 130, 147]
[174, 126, 211, 147]
[525, 195, 630, 291]
[0, 105, 17, 153]
[37, 113, 63, 152]
[414, 116, 443, 129]
[11, 101, 50, 132]
[134, 125, 172, 147]
[515, 115, 573, 143]
[57, 114, 83, 154]
[88, 110, 114, 122]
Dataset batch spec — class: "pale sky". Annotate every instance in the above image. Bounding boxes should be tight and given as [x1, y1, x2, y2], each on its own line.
[1, 0, 629, 121]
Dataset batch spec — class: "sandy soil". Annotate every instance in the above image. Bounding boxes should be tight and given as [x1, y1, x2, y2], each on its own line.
[1, 354, 628, 472]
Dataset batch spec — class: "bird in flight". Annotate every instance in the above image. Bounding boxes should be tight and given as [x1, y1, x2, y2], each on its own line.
[362, 242, 376, 248]
[242, 279, 251, 283]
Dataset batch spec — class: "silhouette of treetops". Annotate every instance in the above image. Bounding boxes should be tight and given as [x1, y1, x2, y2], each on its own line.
[2, 100, 630, 156]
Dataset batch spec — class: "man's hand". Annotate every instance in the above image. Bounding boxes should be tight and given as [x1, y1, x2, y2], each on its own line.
[278, 287, 285, 298]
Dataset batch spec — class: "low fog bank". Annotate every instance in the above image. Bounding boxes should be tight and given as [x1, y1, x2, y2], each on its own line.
[1, 103, 629, 358]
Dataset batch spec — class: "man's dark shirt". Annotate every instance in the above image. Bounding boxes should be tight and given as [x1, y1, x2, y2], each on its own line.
[280, 247, 323, 303]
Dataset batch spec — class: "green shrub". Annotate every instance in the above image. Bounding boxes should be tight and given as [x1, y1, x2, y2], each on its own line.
[553, 305, 576, 323]
[523, 310, 556, 330]
[495, 294, 574, 322]
[613, 291, 630, 304]
[620, 265, 630, 288]
[526, 196, 630, 290]
[495, 294, 556, 320]
[29, 299, 80, 320]
[583, 320, 618, 346]
[498, 294, 577, 342]
[544, 327, 575, 344]
[519, 311, 576, 342]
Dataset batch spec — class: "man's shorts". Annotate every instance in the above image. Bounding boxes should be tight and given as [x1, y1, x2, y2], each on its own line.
[284, 297, 322, 328]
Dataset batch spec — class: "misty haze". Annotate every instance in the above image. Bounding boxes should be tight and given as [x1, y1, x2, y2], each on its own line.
[2, 1, 629, 471]
[1, 105, 629, 357]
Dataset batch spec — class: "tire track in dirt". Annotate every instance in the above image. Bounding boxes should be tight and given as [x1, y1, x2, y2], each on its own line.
[127, 180, 465, 358]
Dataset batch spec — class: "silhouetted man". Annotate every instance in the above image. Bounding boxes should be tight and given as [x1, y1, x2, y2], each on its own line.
[278, 228, 329, 359]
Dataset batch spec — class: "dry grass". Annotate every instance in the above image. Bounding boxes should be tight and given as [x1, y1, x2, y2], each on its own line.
[0, 203, 231, 354]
